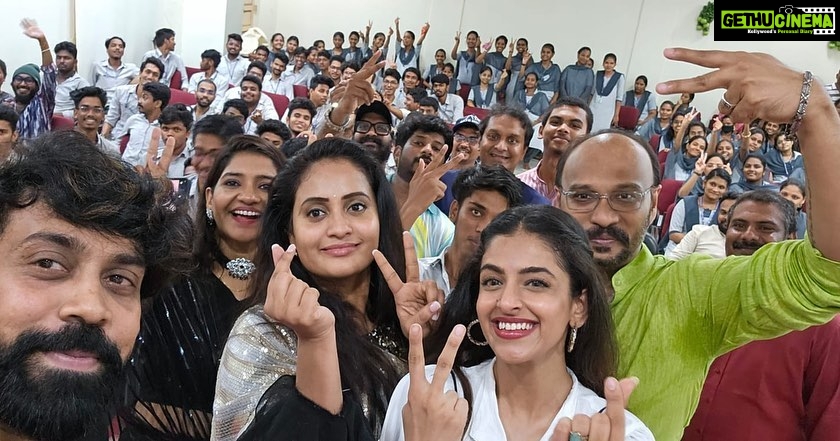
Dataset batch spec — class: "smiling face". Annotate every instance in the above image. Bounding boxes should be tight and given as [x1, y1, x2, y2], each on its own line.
[715, 140, 734, 161]
[539, 105, 588, 157]
[476, 231, 586, 367]
[240, 81, 260, 106]
[725, 200, 788, 256]
[479, 115, 527, 172]
[271, 35, 284, 51]
[289, 159, 379, 283]
[435, 50, 446, 64]
[702, 176, 728, 201]
[0, 203, 142, 440]
[74, 96, 106, 132]
[287, 108, 313, 134]
[206, 152, 277, 255]
[226, 38, 241, 57]
[742, 157, 765, 183]
[138, 63, 161, 85]
[453, 126, 480, 164]
[780, 184, 805, 209]
[107, 38, 125, 60]
[576, 49, 591, 66]
[685, 136, 707, 158]
[602, 57, 616, 72]
[403, 71, 420, 89]
[195, 82, 216, 108]
[747, 132, 765, 152]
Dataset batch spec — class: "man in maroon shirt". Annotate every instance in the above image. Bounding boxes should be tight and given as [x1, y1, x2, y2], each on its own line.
[683, 189, 840, 440]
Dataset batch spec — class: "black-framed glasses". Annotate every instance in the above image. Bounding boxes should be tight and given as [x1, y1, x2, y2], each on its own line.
[355, 120, 391, 136]
[13, 76, 37, 85]
[561, 187, 655, 212]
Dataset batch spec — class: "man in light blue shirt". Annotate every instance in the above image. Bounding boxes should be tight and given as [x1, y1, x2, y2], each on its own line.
[141, 28, 187, 89]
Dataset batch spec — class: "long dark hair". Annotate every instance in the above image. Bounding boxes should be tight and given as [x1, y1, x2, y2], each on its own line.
[242, 137, 407, 431]
[194, 135, 286, 273]
[426, 205, 617, 418]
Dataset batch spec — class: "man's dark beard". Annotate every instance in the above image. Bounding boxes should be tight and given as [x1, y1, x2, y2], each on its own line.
[0, 324, 124, 441]
[356, 135, 391, 165]
[14, 90, 35, 105]
[587, 225, 636, 276]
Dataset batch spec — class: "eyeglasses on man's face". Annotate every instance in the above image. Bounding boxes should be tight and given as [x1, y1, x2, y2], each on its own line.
[453, 133, 479, 145]
[354, 120, 391, 136]
[561, 187, 655, 212]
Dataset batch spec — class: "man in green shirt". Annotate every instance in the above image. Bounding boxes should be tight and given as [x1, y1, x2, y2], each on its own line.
[554, 48, 840, 440]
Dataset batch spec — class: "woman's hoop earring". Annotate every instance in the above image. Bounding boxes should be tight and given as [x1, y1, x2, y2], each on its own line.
[567, 326, 578, 353]
[467, 319, 488, 346]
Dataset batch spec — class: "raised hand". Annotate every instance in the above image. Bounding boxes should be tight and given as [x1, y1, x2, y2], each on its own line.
[373, 232, 444, 338]
[523, 51, 532, 63]
[550, 377, 639, 441]
[265, 244, 336, 341]
[141, 127, 175, 179]
[711, 116, 723, 132]
[401, 145, 466, 228]
[508, 41, 515, 56]
[454, 31, 461, 42]
[366, 20, 373, 32]
[482, 41, 492, 51]
[421, 22, 430, 35]
[500, 70, 509, 81]
[402, 323, 468, 441]
[655, 48, 807, 125]
[395, 17, 400, 26]
[388, 26, 394, 36]
[20, 18, 45, 40]
[693, 151, 707, 176]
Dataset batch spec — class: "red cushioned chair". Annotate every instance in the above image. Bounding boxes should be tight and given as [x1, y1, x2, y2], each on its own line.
[119, 134, 129, 155]
[616, 106, 641, 131]
[169, 88, 197, 106]
[649, 133, 661, 151]
[656, 201, 678, 251]
[293, 84, 309, 98]
[50, 115, 75, 131]
[463, 106, 489, 121]
[185, 66, 202, 79]
[169, 70, 182, 90]
[458, 84, 471, 102]
[657, 179, 684, 216]
[264, 92, 290, 117]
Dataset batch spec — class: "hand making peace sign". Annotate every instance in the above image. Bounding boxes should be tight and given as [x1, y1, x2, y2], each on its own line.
[402, 323, 468, 441]
[373, 232, 445, 339]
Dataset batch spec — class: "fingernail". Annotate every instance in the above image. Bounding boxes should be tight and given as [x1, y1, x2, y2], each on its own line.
[410, 323, 421, 336]
[430, 301, 441, 313]
[431, 313, 440, 321]
[287, 244, 297, 254]
[454, 324, 465, 337]
[606, 377, 618, 391]
[631, 376, 640, 386]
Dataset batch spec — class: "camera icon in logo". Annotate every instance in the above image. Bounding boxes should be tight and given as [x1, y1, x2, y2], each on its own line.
[778, 5, 795, 14]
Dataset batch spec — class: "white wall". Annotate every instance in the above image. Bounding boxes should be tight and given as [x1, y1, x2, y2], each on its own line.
[0, 0, 243, 91]
[253, 0, 840, 118]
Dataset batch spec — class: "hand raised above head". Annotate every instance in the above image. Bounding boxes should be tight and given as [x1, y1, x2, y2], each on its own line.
[655, 48, 808, 125]
[20, 18, 44, 40]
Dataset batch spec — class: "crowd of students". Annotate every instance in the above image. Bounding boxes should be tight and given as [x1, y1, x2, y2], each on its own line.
[2, 15, 840, 441]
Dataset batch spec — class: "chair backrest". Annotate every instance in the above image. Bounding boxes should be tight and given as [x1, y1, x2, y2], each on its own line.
[50, 115, 75, 131]
[119, 134, 130, 155]
[648, 133, 661, 151]
[616, 106, 641, 131]
[185, 66, 202, 79]
[293, 84, 309, 98]
[169, 70, 182, 90]
[658, 179, 684, 215]
[463, 106, 489, 121]
[169, 88, 197, 106]
[657, 201, 678, 251]
[264, 92, 290, 117]
[458, 84, 471, 101]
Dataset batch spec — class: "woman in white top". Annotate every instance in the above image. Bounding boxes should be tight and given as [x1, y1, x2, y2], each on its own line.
[381, 205, 654, 441]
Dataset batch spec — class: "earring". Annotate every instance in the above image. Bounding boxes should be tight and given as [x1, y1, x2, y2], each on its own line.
[206, 208, 215, 226]
[466, 319, 488, 346]
[567, 325, 578, 353]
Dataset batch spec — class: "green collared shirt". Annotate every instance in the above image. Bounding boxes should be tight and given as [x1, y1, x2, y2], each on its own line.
[612, 238, 840, 440]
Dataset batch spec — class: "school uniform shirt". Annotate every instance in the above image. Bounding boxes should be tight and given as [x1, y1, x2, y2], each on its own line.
[262, 75, 294, 101]
[220, 55, 248, 86]
[418, 246, 453, 297]
[189, 104, 219, 123]
[122, 114, 162, 167]
[436, 93, 464, 124]
[381, 359, 655, 441]
[524, 62, 562, 99]
[141, 48, 187, 88]
[54, 72, 91, 117]
[211, 87, 275, 115]
[104, 84, 140, 140]
[90, 59, 139, 103]
[281, 65, 315, 87]
[242, 99, 279, 135]
[395, 44, 422, 76]
[665, 224, 726, 260]
[187, 71, 231, 97]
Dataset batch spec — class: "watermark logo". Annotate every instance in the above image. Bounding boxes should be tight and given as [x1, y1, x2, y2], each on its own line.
[715, 4, 835, 40]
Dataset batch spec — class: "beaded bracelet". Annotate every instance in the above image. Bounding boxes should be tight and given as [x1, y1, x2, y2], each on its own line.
[787, 71, 813, 136]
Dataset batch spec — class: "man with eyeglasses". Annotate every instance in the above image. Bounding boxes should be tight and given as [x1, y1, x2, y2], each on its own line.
[70, 86, 118, 155]
[551, 47, 840, 441]
[517, 97, 592, 204]
[351, 100, 393, 166]
[2, 18, 57, 139]
[451, 114, 481, 169]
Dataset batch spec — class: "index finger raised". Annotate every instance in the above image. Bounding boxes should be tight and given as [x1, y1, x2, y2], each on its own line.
[402, 230, 420, 283]
[430, 324, 465, 392]
[145, 128, 162, 165]
[407, 323, 429, 395]
[603, 376, 634, 441]
[373, 248, 405, 295]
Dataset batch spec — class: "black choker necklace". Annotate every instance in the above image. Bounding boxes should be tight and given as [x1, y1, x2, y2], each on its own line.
[212, 247, 255, 280]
